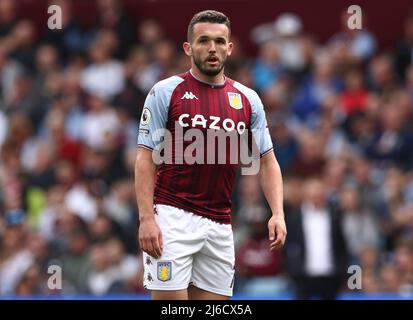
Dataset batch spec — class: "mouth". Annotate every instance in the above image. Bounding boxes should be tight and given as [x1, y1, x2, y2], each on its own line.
[206, 56, 219, 66]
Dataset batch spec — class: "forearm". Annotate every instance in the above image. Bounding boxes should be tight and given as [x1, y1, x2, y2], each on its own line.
[135, 148, 157, 222]
[259, 152, 284, 218]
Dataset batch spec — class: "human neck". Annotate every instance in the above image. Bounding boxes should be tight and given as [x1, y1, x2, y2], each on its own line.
[190, 66, 225, 85]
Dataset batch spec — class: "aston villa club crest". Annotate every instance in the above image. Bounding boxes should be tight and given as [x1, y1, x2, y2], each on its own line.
[228, 92, 243, 109]
[157, 261, 172, 282]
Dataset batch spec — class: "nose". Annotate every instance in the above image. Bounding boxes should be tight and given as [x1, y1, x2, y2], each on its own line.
[208, 40, 216, 53]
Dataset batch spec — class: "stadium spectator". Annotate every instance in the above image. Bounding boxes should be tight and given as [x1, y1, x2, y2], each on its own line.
[339, 67, 369, 116]
[289, 130, 326, 178]
[291, 50, 344, 123]
[0, 209, 33, 294]
[339, 184, 379, 262]
[251, 41, 284, 92]
[60, 214, 91, 293]
[0, 0, 19, 38]
[250, 13, 308, 75]
[269, 116, 298, 172]
[94, 0, 136, 59]
[80, 33, 125, 99]
[44, 0, 90, 61]
[328, 9, 377, 63]
[394, 10, 413, 80]
[366, 103, 413, 170]
[284, 179, 348, 299]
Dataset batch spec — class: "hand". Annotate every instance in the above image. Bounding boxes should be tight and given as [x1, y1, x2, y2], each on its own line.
[268, 215, 287, 251]
[139, 217, 163, 259]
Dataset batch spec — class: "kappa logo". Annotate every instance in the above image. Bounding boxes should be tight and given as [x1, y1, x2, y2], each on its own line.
[157, 261, 172, 282]
[181, 91, 198, 100]
[228, 92, 243, 109]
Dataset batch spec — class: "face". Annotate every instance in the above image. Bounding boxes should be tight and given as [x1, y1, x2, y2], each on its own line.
[340, 187, 359, 211]
[184, 22, 233, 76]
[304, 180, 327, 208]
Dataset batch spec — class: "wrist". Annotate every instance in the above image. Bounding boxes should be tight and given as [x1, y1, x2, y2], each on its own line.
[139, 213, 155, 223]
[272, 210, 284, 219]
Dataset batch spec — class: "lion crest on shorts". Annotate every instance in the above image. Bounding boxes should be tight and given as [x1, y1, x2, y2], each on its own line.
[157, 261, 172, 282]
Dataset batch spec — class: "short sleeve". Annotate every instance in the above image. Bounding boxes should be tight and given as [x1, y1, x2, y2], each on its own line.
[233, 81, 273, 157]
[137, 76, 183, 150]
[249, 92, 274, 157]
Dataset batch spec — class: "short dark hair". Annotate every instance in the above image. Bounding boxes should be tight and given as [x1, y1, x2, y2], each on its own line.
[187, 10, 231, 42]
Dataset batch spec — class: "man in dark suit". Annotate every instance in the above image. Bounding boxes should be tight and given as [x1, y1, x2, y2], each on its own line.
[284, 178, 348, 299]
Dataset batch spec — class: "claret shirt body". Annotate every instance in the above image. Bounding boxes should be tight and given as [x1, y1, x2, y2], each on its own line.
[138, 71, 273, 224]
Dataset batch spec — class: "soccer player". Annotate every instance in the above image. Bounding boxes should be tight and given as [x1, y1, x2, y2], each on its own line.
[135, 10, 286, 300]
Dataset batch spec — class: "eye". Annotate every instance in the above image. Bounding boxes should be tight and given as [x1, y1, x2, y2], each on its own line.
[198, 38, 208, 44]
[216, 39, 226, 45]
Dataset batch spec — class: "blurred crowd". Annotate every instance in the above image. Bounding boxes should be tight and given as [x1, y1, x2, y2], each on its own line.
[0, 0, 413, 298]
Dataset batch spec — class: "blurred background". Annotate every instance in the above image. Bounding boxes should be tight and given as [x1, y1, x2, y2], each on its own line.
[1, 0, 413, 299]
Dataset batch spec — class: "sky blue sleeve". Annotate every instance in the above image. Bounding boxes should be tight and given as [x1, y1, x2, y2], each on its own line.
[250, 92, 274, 157]
[137, 76, 183, 150]
[234, 81, 273, 157]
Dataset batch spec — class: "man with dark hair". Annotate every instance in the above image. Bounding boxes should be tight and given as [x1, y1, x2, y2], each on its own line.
[284, 179, 348, 300]
[135, 10, 286, 300]
[187, 10, 231, 42]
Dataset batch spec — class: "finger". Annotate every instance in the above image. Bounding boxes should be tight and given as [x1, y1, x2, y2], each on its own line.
[139, 238, 144, 251]
[270, 238, 283, 246]
[270, 243, 283, 251]
[146, 240, 156, 258]
[151, 236, 162, 258]
[268, 223, 275, 241]
[275, 225, 286, 242]
[270, 236, 286, 250]
[139, 231, 148, 253]
[141, 240, 150, 256]
[270, 239, 281, 248]
[272, 229, 283, 245]
[270, 233, 284, 246]
[271, 237, 282, 245]
[270, 238, 283, 248]
[140, 236, 148, 252]
[158, 231, 163, 252]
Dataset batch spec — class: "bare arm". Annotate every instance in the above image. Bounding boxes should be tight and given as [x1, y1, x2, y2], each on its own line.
[135, 147, 163, 258]
[259, 151, 287, 251]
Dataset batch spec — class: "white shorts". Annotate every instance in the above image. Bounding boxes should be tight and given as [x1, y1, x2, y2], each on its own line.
[142, 204, 235, 296]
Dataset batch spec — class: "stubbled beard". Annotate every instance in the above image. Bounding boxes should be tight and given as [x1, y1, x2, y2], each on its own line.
[193, 55, 226, 76]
